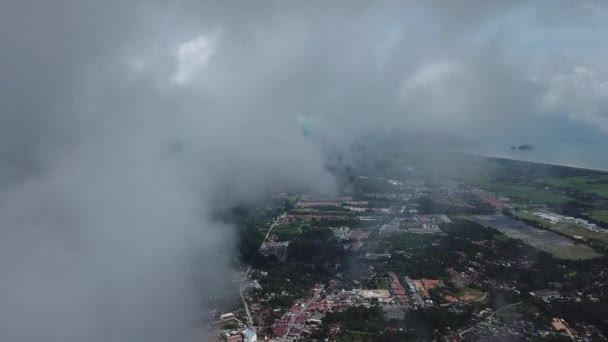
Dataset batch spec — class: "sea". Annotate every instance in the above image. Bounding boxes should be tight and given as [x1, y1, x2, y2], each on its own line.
[463, 118, 608, 171]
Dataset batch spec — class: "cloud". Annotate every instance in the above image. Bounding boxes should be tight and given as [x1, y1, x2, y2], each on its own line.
[172, 34, 218, 85]
[542, 66, 608, 132]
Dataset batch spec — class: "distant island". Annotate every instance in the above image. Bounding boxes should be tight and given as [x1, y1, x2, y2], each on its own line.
[510, 144, 535, 151]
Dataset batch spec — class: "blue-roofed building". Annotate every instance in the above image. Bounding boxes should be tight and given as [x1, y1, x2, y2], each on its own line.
[242, 328, 257, 342]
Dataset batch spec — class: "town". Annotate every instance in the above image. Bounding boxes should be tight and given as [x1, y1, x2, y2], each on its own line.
[209, 155, 608, 342]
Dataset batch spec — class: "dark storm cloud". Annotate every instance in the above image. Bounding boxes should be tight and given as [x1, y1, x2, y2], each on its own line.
[1, 1, 607, 341]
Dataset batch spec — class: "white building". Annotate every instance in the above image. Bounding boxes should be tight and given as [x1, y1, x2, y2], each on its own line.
[220, 312, 236, 322]
[242, 328, 257, 342]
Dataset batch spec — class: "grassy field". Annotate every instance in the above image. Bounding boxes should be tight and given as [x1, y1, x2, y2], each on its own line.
[290, 208, 319, 213]
[547, 244, 601, 260]
[539, 176, 608, 197]
[502, 185, 570, 205]
[290, 208, 353, 216]
[493, 234, 511, 242]
[377, 277, 388, 290]
[458, 175, 571, 205]
[271, 224, 301, 241]
[456, 174, 494, 187]
[591, 210, 608, 224]
[489, 183, 571, 205]
[286, 194, 300, 202]
[336, 331, 375, 342]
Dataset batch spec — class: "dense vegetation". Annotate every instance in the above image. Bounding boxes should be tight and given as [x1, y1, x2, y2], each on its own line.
[322, 306, 386, 335]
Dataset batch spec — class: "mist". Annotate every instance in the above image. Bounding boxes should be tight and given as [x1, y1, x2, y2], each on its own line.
[1, 1, 607, 341]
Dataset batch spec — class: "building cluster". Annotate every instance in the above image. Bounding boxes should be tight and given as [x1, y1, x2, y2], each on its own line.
[219, 328, 257, 342]
[266, 276, 442, 341]
[447, 267, 474, 289]
[270, 286, 327, 340]
[435, 197, 476, 209]
[413, 279, 441, 298]
[473, 190, 511, 209]
[551, 318, 576, 339]
[212, 313, 258, 342]
[329, 227, 370, 241]
[445, 312, 602, 341]
[283, 213, 342, 221]
[224, 167, 608, 341]
[400, 214, 450, 234]
[534, 211, 603, 231]
[403, 276, 442, 307]
[381, 215, 450, 235]
[259, 241, 289, 262]
[294, 198, 369, 213]
[530, 289, 562, 302]
[373, 272, 444, 309]
[387, 272, 408, 304]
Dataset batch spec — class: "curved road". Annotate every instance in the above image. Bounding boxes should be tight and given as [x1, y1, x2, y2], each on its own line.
[239, 214, 284, 326]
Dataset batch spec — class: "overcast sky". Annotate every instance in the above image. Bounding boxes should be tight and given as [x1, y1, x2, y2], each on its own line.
[1, 1, 607, 341]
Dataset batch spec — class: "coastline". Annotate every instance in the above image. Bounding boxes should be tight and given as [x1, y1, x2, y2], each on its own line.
[458, 151, 608, 174]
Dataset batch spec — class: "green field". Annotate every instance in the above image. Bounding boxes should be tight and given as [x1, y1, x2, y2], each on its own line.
[286, 194, 300, 202]
[483, 183, 570, 205]
[493, 234, 511, 242]
[290, 208, 319, 213]
[458, 175, 571, 205]
[591, 210, 608, 224]
[335, 331, 375, 341]
[377, 277, 388, 290]
[494, 185, 570, 205]
[271, 224, 301, 241]
[539, 176, 608, 198]
[548, 244, 601, 260]
[456, 174, 494, 187]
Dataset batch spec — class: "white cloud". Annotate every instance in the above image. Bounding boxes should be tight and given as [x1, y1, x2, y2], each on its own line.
[401, 61, 458, 90]
[172, 34, 217, 85]
[542, 66, 608, 132]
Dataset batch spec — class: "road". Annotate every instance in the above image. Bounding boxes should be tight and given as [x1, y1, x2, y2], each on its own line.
[282, 286, 324, 342]
[239, 214, 284, 326]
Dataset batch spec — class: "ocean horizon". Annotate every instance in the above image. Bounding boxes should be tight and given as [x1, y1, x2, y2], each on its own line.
[464, 118, 608, 171]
